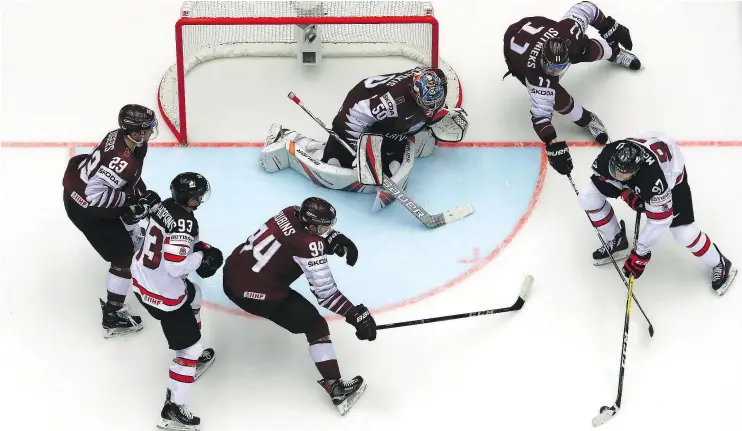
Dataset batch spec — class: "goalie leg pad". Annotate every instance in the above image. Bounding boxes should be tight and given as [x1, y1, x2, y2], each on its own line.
[412, 128, 436, 158]
[260, 123, 290, 173]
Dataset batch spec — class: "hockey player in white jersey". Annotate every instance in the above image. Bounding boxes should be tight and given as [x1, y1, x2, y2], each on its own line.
[579, 132, 737, 295]
[131, 172, 223, 430]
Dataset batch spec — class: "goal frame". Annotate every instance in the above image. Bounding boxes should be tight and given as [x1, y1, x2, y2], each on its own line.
[159, 11, 452, 145]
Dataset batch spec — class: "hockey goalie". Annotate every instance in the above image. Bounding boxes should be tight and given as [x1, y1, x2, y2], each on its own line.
[259, 66, 468, 210]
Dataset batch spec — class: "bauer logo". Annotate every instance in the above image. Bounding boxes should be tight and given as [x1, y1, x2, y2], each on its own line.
[244, 292, 266, 300]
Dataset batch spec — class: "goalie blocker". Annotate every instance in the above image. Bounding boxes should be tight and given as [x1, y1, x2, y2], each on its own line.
[258, 108, 468, 212]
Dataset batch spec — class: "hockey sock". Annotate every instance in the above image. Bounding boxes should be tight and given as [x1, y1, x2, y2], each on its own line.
[587, 200, 620, 241]
[671, 225, 722, 268]
[169, 342, 202, 405]
[309, 337, 341, 381]
[106, 265, 131, 312]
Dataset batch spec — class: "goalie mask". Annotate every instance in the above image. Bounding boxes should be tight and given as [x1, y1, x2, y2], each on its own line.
[410, 69, 446, 118]
[119, 104, 158, 146]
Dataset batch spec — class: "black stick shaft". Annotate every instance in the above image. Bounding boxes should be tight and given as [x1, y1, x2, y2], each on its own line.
[567, 175, 654, 336]
[613, 212, 641, 408]
[377, 298, 524, 330]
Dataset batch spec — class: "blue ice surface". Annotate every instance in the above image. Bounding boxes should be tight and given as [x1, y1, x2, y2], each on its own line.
[80, 146, 541, 316]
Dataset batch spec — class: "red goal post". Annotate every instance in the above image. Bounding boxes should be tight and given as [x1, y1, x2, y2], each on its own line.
[157, 1, 463, 145]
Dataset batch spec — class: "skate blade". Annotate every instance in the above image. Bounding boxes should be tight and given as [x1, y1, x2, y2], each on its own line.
[103, 324, 143, 339]
[158, 418, 199, 431]
[716, 268, 738, 296]
[336, 382, 367, 416]
[593, 250, 629, 266]
[194, 357, 215, 381]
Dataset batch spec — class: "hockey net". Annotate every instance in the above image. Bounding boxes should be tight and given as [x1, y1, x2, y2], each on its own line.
[158, 1, 462, 144]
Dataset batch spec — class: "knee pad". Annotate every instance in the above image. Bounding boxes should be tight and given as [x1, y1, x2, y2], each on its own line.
[577, 180, 607, 212]
[305, 316, 331, 344]
[176, 340, 203, 362]
[670, 223, 701, 247]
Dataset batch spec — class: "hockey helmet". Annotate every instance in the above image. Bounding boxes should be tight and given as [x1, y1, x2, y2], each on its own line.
[299, 197, 336, 236]
[170, 172, 211, 209]
[609, 140, 645, 181]
[410, 69, 446, 117]
[540, 38, 571, 77]
[119, 104, 158, 146]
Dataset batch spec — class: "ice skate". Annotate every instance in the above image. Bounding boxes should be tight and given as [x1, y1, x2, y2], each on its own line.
[318, 376, 367, 416]
[100, 298, 143, 339]
[711, 246, 738, 296]
[608, 46, 641, 70]
[194, 348, 215, 380]
[593, 220, 630, 266]
[158, 388, 200, 431]
[587, 112, 609, 145]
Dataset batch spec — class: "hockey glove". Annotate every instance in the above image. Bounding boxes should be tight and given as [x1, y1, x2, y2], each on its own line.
[123, 190, 161, 224]
[620, 189, 645, 212]
[195, 241, 224, 279]
[345, 304, 377, 341]
[326, 231, 358, 267]
[623, 249, 650, 280]
[545, 140, 573, 175]
[600, 16, 633, 51]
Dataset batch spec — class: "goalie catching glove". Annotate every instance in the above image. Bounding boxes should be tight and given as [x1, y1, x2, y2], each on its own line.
[195, 241, 223, 278]
[345, 304, 376, 341]
[429, 107, 469, 143]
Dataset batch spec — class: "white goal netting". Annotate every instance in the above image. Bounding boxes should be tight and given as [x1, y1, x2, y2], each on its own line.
[158, 1, 462, 143]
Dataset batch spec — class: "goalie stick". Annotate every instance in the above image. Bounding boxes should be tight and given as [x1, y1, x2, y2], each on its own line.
[376, 275, 533, 329]
[287, 91, 474, 229]
[592, 211, 641, 427]
[567, 174, 655, 338]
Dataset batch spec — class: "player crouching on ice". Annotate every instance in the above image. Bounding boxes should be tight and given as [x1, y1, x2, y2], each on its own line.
[222, 197, 374, 415]
[579, 132, 737, 295]
[259, 67, 468, 211]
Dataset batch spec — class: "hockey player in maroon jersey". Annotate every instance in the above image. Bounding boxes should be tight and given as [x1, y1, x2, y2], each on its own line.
[503, 1, 641, 176]
[131, 172, 220, 430]
[578, 132, 737, 295]
[222, 197, 373, 415]
[62, 104, 162, 338]
[259, 67, 468, 210]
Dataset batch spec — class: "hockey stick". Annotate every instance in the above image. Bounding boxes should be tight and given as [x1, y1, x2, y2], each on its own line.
[376, 275, 533, 330]
[287, 91, 474, 228]
[592, 211, 641, 427]
[567, 174, 654, 338]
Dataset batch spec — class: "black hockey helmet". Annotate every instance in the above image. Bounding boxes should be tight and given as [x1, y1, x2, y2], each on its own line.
[299, 197, 336, 235]
[609, 140, 645, 180]
[170, 172, 211, 209]
[541, 37, 571, 77]
[119, 104, 158, 146]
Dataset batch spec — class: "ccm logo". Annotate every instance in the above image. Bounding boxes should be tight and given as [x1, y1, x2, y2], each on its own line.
[244, 291, 266, 300]
[530, 88, 554, 96]
[308, 257, 327, 267]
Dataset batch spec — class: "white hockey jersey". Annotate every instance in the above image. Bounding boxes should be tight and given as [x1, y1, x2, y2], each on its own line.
[131, 198, 203, 312]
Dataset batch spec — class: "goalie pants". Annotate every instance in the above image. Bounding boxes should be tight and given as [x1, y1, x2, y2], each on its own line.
[135, 279, 201, 351]
[63, 191, 134, 265]
[223, 285, 329, 341]
[322, 134, 406, 176]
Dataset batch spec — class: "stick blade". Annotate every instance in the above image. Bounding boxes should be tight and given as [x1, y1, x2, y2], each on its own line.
[592, 405, 618, 427]
[442, 204, 474, 224]
[519, 275, 533, 301]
